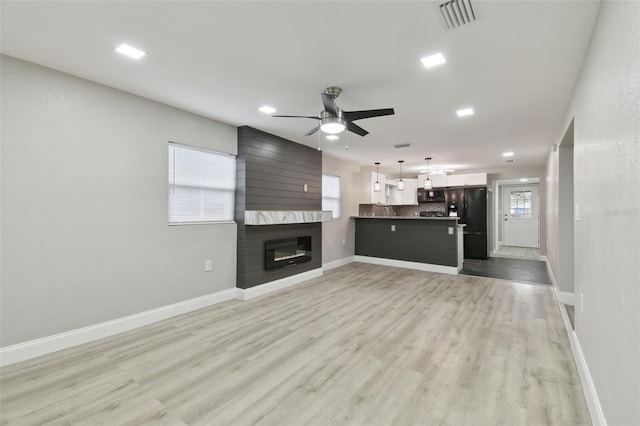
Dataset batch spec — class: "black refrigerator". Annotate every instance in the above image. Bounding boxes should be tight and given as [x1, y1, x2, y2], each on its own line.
[446, 187, 488, 259]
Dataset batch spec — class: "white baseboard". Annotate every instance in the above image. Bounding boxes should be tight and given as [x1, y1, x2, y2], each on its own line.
[235, 268, 323, 301]
[553, 267, 605, 425]
[569, 330, 607, 425]
[0, 288, 237, 367]
[323, 256, 354, 271]
[353, 255, 458, 275]
[542, 256, 575, 305]
[1, 268, 327, 366]
[555, 288, 575, 305]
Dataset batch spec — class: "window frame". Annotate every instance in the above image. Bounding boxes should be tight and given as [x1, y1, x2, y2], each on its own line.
[322, 174, 341, 220]
[168, 141, 236, 225]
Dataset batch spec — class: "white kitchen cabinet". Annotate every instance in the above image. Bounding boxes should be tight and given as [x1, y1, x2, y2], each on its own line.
[390, 178, 418, 205]
[445, 174, 466, 187]
[359, 171, 386, 204]
[464, 173, 487, 186]
[446, 173, 487, 187]
[417, 173, 447, 188]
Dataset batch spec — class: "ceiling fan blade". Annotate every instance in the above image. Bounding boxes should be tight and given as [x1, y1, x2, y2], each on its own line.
[305, 126, 320, 136]
[343, 108, 395, 121]
[321, 93, 339, 116]
[346, 121, 369, 137]
[272, 115, 319, 119]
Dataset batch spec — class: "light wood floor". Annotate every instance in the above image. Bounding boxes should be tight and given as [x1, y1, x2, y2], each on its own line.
[493, 246, 541, 261]
[1, 263, 589, 425]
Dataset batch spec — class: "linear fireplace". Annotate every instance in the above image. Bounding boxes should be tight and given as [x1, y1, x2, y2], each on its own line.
[265, 236, 312, 271]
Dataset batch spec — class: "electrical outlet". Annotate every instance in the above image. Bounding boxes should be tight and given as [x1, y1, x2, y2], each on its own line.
[391, 225, 396, 232]
[342, 238, 346, 246]
[448, 227, 454, 235]
[205, 260, 212, 272]
[575, 204, 580, 221]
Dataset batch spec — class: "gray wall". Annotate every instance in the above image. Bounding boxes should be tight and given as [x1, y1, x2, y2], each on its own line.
[558, 137, 575, 294]
[236, 126, 322, 289]
[1, 56, 238, 347]
[546, 2, 640, 424]
[321, 153, 360, 265]
[546, 126, 575, 295]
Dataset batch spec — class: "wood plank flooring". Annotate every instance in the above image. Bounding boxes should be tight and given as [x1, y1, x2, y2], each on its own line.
[0, 263, 590, 425]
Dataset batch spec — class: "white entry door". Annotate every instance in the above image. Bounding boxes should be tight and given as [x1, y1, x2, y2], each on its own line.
[503, 185, 539, 248]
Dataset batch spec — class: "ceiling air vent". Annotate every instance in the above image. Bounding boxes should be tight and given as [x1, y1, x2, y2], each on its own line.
[434, 0, 477, 30]
[394, 143, 411, 149]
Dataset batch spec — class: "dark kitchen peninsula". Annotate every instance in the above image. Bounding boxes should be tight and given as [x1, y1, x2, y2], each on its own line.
[353, 216, 463, 274]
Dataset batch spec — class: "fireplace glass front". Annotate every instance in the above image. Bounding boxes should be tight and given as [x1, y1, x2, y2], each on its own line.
[265, 236, 312, 271]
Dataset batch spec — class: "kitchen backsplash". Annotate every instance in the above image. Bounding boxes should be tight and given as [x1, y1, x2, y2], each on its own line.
[359, 202, 446, 217]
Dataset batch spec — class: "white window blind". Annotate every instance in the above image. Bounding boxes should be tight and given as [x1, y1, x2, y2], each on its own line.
[322, 174, 340, 219]
[168, 143, 236, 224]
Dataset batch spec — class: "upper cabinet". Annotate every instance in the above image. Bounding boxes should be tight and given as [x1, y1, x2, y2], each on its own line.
[446, 173, 487, 187]
[359, 171, 386, 204]
[445, 174, 466, 187]
[417, 173, 447, 188]
[464, 173, 488, 186]
[389, 178, 418, 205]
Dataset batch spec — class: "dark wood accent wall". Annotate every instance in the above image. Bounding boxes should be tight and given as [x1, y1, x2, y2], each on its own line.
[236, 126, 322, 289]
[355, 219, 458, 267]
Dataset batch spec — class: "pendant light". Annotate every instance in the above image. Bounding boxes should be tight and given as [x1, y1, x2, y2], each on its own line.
[424, 157, 433, 189]
[397, 160, 405, 190]
[373, 162, 382, 192]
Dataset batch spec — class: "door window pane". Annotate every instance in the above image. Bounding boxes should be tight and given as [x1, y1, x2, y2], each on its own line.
[510, 191, 532, 218]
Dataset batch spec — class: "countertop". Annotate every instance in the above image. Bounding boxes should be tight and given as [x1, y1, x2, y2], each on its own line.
[352, 216, 459, 221]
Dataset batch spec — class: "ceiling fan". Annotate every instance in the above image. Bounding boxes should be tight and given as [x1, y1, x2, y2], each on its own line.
[272, 86, 395, 137]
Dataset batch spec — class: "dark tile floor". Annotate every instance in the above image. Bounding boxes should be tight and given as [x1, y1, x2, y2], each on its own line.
[461, 257, 552, 285]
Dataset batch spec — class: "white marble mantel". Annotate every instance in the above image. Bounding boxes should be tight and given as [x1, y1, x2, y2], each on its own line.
[244, 210, 333, 225]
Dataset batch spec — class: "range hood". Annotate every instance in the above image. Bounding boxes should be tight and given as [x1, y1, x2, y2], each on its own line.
[245, 210, 332, 225]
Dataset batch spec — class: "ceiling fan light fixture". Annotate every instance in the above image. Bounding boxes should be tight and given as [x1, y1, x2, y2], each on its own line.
[320, 116, 346, 134]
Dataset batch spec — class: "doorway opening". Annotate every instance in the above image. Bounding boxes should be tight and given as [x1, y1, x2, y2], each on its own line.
[462, 176, 547, 284]
[491, 178, 541, 261]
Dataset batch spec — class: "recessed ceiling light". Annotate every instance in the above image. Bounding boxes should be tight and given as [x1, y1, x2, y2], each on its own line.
[259, 105, 276, 114]
[325, 135, 339, 141]
[421, 53, 446, 69]
[115, 43, 146, 60]
[502, 152, 514, 157]
[520, 178, 528, 182]
[456, 108, 474, 117]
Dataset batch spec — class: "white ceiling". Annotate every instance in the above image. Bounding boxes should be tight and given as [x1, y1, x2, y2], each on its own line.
[0, 1, 600, 176]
